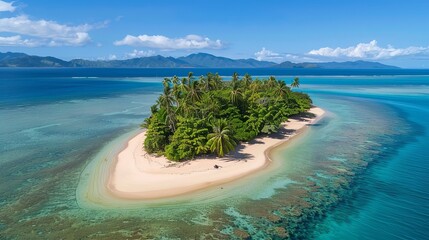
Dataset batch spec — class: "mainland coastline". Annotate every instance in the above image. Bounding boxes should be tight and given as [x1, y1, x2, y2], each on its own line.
[105, 107, 325, 200]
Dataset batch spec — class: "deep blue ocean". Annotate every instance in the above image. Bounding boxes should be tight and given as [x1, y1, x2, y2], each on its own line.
[0, 68, 428, 239]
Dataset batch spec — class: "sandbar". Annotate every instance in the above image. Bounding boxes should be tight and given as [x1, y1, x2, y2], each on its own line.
[107, 107, 325, 200]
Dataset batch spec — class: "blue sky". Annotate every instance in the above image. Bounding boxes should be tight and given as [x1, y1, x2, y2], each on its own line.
[0, 0, 428, 67]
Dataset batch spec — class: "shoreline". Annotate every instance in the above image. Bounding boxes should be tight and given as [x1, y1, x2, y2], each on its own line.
[106, 107, 325, 200]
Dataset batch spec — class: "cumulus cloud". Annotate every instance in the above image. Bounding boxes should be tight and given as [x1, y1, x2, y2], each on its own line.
[126, 49, 156, 58]
[0, 1, 101, 48]
[0, 15, 93, 46]
[254, 47, 318, 63]
[254, 47, 283, 61]
[284, 53, 320, 62]
[114, 34, 223, 50]
[308, 40, 429, 60]
[0, 0, 15, 12]
[0, 35, 40, 46]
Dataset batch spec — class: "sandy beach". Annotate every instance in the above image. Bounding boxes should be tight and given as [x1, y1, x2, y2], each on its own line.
[106, 107, 325, 200]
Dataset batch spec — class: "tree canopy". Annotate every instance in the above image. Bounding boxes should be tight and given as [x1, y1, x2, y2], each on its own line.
[142, 73, 312, 161]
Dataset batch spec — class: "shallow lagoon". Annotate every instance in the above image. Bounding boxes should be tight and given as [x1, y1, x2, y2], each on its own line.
[0, 70, 428, 239]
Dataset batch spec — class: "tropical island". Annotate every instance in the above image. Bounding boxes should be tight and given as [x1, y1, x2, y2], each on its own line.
[93, 73, 325, 200]
[143, 72, 311, 160]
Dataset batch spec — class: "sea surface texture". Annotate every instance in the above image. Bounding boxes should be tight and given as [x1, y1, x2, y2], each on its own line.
[0, 68, 428, 239]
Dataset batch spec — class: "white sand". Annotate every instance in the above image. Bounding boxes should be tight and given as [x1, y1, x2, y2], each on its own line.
[108, 107, 325, 199]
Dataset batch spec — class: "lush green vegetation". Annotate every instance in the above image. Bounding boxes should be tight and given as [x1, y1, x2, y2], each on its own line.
[142, 73, 312, 161]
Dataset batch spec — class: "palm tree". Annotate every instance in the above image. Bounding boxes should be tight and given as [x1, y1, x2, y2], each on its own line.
[211, 73, 223, 90]
[267, 76, 277, 88]
[172, 75, 179, 85]
[232, 72, 239, 83]
[187, 72, 194, 87]
[199, 75, 209, 91]
[172, 84, 181, 108]
[249, 79, 262, 94]
[274, 80, 289, 98]
[165, 108, 177, 131]
[207, 119, 237, 157]
[228, 72, 242, 105]
[162, 77, 171, 88]
[179, 77, 188, 94]
[158, 81, 176, 131]
[230, 80, 242, 105]
[291, 77, 300, 89]
[196, 93, 219, 119]
[187, 80, 201, 103]
[243, 73, 252, 88]
[171, 76, 181, 107]
[158, 81, 173, 109]
[176, 98, 192, 117]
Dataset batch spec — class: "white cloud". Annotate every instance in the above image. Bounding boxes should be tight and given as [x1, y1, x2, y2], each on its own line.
[96, 50, 156, 61]
[0, 0, 15, 12]
[96, 54, 118, 61]
[114, 34, 223, 50]
[0, 35, 39, 46]
[284, 54, 316, 62]
[126, 49, 156, 58]
[254, 47, 318, 63]
[254, 47, 283, 61]
[108, 54, 117, 60]
[0, 15, 93, 46]
[308, 40, 429, 60]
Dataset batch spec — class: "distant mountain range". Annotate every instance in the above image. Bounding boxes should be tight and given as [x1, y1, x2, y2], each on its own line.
[0, 52, 399, 69]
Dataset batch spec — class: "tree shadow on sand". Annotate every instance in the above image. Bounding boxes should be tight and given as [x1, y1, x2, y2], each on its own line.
[291, 111, 317, 122]
[222, 144, 253, 162]
[269, 127, 297, 140]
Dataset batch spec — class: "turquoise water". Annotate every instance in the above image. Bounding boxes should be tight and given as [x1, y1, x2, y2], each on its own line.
[0, 69, 428, 239]
[305, 79, 429, 239]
